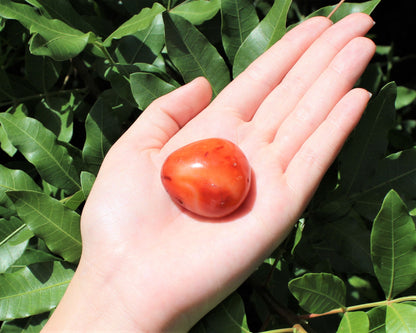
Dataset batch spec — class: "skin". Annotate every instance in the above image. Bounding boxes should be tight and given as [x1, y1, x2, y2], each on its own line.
[42, 13, 376, 333]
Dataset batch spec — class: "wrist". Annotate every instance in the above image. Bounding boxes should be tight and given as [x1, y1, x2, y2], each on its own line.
[42, 257, 141, 332]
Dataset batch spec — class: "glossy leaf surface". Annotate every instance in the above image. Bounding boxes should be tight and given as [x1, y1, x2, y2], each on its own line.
[0, 113, 80, 194]
[371, 190, 416, 299]
[163, 12, 230, 96]
[7, 191, 81, 263]
[288, 273, 346, 313]
[0, 261, 73, 321]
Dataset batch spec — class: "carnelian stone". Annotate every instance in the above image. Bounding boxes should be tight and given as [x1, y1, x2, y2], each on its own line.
[161, 138, 251, 218]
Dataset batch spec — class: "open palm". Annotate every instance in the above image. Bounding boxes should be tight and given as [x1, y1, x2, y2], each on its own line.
[44, 13, 376, 333]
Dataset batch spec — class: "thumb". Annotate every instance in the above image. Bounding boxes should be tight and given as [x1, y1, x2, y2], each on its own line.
[121, 77, 212, 151]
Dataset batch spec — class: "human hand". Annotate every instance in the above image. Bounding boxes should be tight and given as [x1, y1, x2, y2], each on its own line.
[43, 13, 376, 333]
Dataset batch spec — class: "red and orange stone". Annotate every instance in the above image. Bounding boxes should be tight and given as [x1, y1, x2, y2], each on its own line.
[161, 138, 251, 218]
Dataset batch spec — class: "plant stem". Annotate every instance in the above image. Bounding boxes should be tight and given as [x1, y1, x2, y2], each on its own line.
[0, 88, 88, 107]
[299, 295, 416, 320]
[94, 42, 116, 67]
[327, 0, 345, 19]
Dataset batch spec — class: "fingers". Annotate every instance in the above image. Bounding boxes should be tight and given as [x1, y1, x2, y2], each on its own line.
[120, 77, 212, 151]
[208, 16, 333, 120]
[251, 13, 375, 141]
[284, 88, 372, 205]
[271, 36, 376, 171]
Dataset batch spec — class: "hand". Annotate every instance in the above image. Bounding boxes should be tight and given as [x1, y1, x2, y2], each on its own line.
[43, 13, 376, 332]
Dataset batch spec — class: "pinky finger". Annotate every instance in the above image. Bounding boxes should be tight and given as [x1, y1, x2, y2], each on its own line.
[284, 88, 372, 206]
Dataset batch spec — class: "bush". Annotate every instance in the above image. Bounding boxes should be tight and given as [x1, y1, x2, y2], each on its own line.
[0, 0, 415, 332]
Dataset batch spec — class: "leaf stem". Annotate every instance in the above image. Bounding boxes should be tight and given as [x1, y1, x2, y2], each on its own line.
[94, 42, 117, 67]
[327, 0, 345, 19]
[299, 295, 416, 320]
[0, 88, 88, 107]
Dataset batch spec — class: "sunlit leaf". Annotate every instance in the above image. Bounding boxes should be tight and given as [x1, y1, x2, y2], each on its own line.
[130, 72, 177, 110]
[0, 217, 33, 273]
[289, 273, 346, 313]
[395, 86, 416, 110]
[0, 0, 95, 60]
[307, 0, 381, 22]
[220, 0, 259, 63]
[171, 0, 220, 25]
[0, 312, 50, 332]
[7, 191, 82, 263]
[336, 311, 369, 333]
[0, 261, 74, 321]
[232, 0, 292, 77]
[114, 14, 164, 65]
[163, 12, 230, 96]
[82, 91, 122, 174]
[0, 165, 41, 210]
[371, 190, 416, 299]
[0, 113, 81, 194]
[104, 3, 165, 46]
[386, 303, 416, 333]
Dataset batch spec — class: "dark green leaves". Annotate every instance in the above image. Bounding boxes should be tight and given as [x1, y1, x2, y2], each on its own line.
[0, 113, 80, 194]
[289, 273, 346, 313]
[0, 261, 74, 321]
[190, 293, 249, 333]
[7, 191, 82, 263]
[339, 82, 397, 197]
[163, 12, 230, 96]
[131, 73, 177, 110]
[371, 190, 416, 300]
[232, 0, 292, 77]
[0, 0, 95, 60]
[220, 0, 259, 63]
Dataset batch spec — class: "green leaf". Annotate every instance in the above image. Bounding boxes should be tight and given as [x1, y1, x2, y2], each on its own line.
[0, 0, 95, 60]
[0, 112, 81, 194]
[220, 0, 259, 63]
[130, 72, 177, 110]
[0, 312, 50, 332]
[114, 13, 165, 65]
[80, 171, 96, 199]
[386, 303, 416, 333]
[367, 306, 386, 333]
[232, 0, 292, 77]
[163, 12, 230, 97]
[0, 261, 74, 321]
[11, 248, 61, 269]
[0, 165, 41, 210]
[395, 86, 416, 110]
[353, 148, 416, 219]
[25, 54, 62, 92]
[25, 0, 95, 33]
[288, 273, 346, 313]
[371, 190, 416, 299]
[171, 0, 220, 25]
[7, 191, 82, 263]
[190, 293, 249, 333]
[316, 216, 373, 275]
[307, 0, 381, 23]
[339, 82, 397, 196]
[0, 217, 33, 273]
[82, 91, 122, 174]
[337, 311, 369, 333]
[104, 3, 165, 46]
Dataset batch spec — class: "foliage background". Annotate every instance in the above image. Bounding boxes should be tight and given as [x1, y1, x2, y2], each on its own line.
[0, 0, 415, 332]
